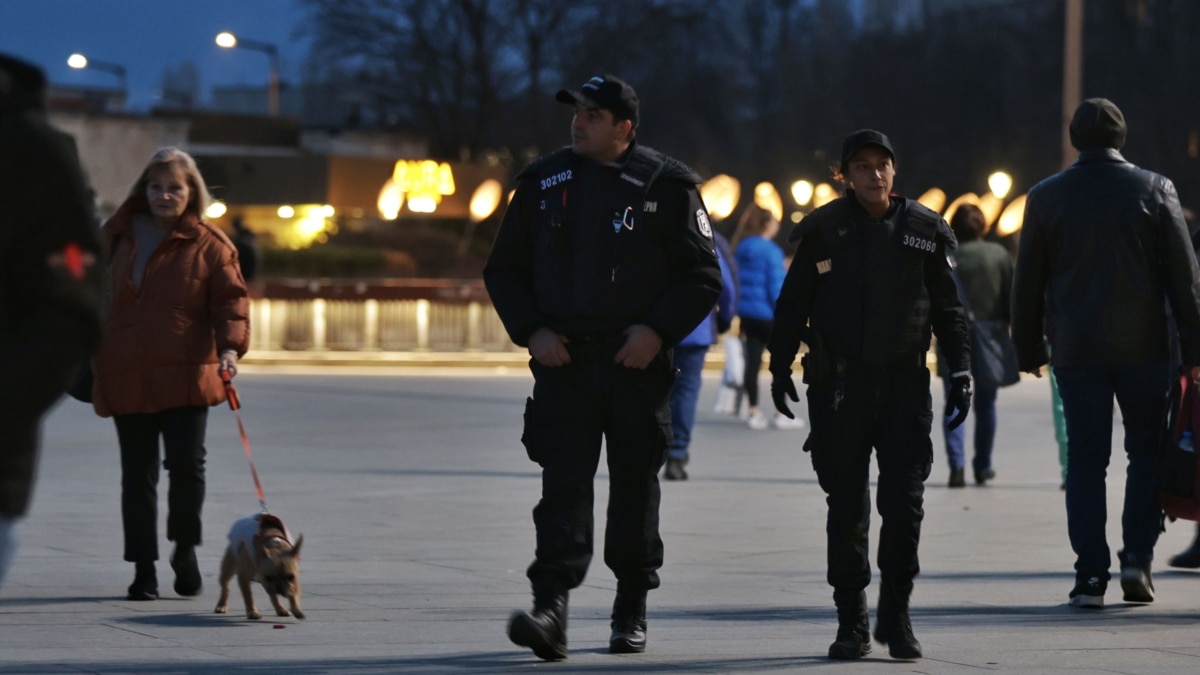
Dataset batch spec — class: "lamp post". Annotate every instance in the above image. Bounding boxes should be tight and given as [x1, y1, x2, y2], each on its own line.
[1062, 0, 1083, 169]
[67, 53, 127, 91]
[215, 31, 280, 116]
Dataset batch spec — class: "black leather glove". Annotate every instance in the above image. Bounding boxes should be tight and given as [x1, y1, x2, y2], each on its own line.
[771, 372, 800, 419]
[944, 374, 972, 430]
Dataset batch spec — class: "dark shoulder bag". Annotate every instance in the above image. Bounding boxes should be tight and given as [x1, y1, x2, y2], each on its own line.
[952, 269, 1020, 389]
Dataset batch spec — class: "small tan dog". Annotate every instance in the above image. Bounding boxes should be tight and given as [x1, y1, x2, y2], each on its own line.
[214, 513, 305, 620]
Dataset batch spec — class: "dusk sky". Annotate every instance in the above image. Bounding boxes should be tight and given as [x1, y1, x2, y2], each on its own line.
[0, 0, 312, 111]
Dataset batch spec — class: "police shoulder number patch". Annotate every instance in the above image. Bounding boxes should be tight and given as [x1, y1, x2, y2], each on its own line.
[695, 209, 713, 238]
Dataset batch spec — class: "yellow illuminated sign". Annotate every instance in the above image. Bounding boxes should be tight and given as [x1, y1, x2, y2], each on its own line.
[392, 160, 456, 214]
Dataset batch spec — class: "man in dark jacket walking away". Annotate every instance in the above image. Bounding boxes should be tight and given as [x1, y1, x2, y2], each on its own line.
[1012, 98, 1200, 609]
[0, 53, 103, 586]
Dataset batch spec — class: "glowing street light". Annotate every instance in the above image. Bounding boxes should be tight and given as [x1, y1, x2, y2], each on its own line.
[790, 180, 814, 207]
[996, 194, 1028, 236]
[215, 31, 280, 116]
[753, 182, 783, 222]
[812, 183, 837, 208]
[699, 174, 740, 220]
[67, 53, 127, 91]
[917, 188, 947, 213]
[988, 171, 1014, 199]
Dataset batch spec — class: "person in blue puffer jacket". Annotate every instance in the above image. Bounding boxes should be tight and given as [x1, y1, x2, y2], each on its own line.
[664, 231, 737, 480]
[733, 205, 803, 430]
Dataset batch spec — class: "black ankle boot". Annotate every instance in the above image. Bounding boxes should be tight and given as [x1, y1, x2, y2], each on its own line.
[828, 590, 871, 659]
[127, 561, 158, 601]
[874, 584, 922, 659]
[609, 589, 648, 654]
[171, 544, 202, 597]
[508, 585, 568, 661]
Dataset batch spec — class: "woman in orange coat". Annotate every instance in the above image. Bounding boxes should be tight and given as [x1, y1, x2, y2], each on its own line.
[92, 147, 249, 601]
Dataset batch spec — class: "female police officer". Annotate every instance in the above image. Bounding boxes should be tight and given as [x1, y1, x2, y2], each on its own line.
[768, 129, 971, 661]
[484, 74, 721, 660]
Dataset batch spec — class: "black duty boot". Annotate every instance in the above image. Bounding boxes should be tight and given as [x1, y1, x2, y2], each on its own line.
[828, 590, 871, 659]
[127, 561, 158, 601]
[507, 586, 568, 661]
[874, 584, 922, 659]
[609, 589, 648, 654]
[948, 467, 965, 488]
[171, 544, 202, 597]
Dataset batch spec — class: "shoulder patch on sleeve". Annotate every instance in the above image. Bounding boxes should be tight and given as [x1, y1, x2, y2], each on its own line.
[695, 209, 712, 238]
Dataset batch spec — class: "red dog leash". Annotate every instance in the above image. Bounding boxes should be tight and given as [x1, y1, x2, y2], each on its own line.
[220, 368, 269, 514]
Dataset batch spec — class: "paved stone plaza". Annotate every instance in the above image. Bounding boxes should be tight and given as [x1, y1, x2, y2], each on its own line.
[3, 368, 1200, 674]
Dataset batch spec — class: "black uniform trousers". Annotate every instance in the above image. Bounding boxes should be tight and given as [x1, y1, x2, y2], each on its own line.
[113, 406, 208, 562]
[521, 337, 674, 594]
[804, 360, 934, 601]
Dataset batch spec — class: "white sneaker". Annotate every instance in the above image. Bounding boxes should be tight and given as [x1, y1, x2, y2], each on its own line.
[713, 386, 736, 414]
[773, 414, 806, 430]
[747, 412, 769, 430]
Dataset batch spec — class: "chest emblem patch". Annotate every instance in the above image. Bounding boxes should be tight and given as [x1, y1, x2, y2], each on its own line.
[816, 259, 832, 274]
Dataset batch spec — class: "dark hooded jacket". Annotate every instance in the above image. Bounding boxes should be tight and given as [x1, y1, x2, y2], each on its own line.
[1012, 100, 1200, 370]
[0, 53, 103, 517]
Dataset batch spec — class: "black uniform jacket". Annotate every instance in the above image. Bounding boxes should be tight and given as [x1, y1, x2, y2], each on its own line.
[769, 195, 969, 375]
[483, 141, 722, 348]
[1012, 148, 1200, 371]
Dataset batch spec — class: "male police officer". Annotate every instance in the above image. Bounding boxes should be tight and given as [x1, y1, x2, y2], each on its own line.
[0, 53, 103, 586]
[768, 129, 971, 660]
[484, 75, 721, 660]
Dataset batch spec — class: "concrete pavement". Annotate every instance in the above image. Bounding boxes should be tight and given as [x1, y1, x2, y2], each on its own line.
[3, 369, 1200, 674]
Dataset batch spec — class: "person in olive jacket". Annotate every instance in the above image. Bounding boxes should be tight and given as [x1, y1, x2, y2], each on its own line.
[0, 53, 103, 588]
[1012, 98, 1200, 609]
[92, 147, 250, 601]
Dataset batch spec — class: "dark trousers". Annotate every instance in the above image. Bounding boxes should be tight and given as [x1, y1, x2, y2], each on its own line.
[740, 317, 773, 408]
[113, 406, 208, 562]
[804, 364, 933, 600]
[521, 343, 674, 593]
[1055, 362, 1168, 579]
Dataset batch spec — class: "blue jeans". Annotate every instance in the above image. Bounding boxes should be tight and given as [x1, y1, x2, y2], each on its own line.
[668, 345, 710, 461]
[941, 378, 998, 474]
[1055, 363, 1169, 580]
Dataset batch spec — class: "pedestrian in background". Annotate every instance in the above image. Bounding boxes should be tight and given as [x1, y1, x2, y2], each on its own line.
[664, 230, 737, 481]
[732, 205, 803, 431]
[769, 129, 971, 660]
[91, 147, 249, 601]
[0, 52, 103, 587]
[1012, 98, 1200, 608]
[484, 74, 721, 660]
[939, 203, 1014, 487]
[230, 215, 261, 286]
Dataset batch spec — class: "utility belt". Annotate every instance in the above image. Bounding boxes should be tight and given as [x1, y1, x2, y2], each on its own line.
[831, 353, 927, 375]
[564, 330, 627, 361]
[815, 353, 927, 413]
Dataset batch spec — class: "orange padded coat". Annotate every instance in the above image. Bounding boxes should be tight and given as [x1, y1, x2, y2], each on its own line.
[91, 196, 249, 417]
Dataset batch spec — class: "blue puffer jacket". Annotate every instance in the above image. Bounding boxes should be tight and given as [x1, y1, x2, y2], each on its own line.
[678, 236, 737, 347]
[735, 235, 785, 321]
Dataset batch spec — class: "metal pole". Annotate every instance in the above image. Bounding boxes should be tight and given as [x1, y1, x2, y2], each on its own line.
[1062, 0, 1084, 169]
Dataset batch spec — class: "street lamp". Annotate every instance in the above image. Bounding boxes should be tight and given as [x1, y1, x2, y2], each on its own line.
[215, 31, 280, 116]
[67, 53, 127, 92]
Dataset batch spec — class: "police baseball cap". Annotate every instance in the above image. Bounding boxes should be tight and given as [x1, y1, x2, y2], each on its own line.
[555, 74, 639, 128]
[840, 129, 896, 172]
